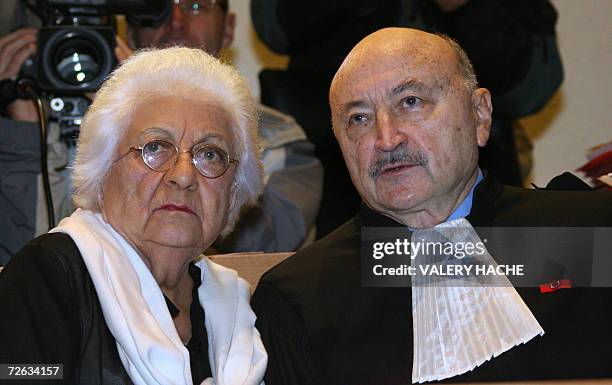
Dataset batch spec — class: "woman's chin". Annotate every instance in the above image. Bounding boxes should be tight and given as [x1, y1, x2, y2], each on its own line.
[142, 226, 203, 250]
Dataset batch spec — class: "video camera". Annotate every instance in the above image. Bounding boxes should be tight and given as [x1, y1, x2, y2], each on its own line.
[18, 0, 165, 139]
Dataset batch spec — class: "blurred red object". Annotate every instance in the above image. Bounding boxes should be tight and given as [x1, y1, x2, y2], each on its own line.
[577, 141, 612, 190]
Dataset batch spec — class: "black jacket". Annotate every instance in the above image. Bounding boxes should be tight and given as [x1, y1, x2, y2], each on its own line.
[252, 177, 612, 385]
[0, 233, 212, 384]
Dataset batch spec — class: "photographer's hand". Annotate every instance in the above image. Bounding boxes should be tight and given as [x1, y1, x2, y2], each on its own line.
[0, 28, 38, 122]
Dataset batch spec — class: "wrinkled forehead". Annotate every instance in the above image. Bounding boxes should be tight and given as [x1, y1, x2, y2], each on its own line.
[123, 94, 236, 145]
[330, 31, 458, 106]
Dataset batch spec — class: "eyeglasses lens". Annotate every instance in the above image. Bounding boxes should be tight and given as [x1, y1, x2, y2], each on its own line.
[142, 140, 175, 171]
[177, 1, 217, 15]
[194, 146, 228, 177]
[141, 140, 230, 178]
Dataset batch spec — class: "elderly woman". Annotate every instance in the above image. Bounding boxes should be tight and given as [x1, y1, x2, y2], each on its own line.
[0, 47, 266, 385]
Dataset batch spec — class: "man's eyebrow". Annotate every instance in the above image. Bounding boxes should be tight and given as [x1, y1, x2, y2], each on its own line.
[390, 79, 433, 96]
[336, 79, 439, 116]
[338, 100, 368, 116]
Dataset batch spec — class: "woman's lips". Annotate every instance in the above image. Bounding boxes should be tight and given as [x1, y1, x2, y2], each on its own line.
[157, 204, 196, 215]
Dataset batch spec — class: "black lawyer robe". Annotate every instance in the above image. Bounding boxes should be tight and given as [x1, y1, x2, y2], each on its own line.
[252, 176, 612, 385]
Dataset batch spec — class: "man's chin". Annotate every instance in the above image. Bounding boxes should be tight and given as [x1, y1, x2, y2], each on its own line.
[159, 37, 199, 48]
[372, 184, 430, 215]
[374, 169, 427, 199]
[161, 40, 187, 47]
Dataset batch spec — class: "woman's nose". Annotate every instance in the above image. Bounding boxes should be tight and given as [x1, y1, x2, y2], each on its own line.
[164, 152, 197, 190]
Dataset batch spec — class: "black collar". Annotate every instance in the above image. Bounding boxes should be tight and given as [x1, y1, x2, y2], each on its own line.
[466, 174, 503, 227]
[163, 263, 202, 319]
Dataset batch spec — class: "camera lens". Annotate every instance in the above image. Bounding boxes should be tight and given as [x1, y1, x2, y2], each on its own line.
[38, 26, 115, 93]
[53, 39, 101, 86]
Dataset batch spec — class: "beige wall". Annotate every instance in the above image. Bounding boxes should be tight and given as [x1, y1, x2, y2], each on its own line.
[220, 0, 288, 100]
[520, 0, 611, 186]
[226, 0, 611, 187]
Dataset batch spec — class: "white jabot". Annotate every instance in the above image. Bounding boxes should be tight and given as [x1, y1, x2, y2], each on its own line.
[410, 218, 544, 383]
[51, 209, 267, 385]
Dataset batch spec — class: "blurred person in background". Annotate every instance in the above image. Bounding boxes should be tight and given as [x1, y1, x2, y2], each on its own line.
[0, 1, 73, 264]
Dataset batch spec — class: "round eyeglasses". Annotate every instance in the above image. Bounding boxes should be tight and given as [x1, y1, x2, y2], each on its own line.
[128, 139, 238, 179]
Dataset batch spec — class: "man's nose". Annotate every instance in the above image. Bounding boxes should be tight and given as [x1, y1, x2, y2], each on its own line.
[374, 111, 406, 152]
[170, 3, 186, 30]
[164, 152, 197, 190]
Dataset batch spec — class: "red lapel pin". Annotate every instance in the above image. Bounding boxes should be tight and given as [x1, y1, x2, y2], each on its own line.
[539, 279, 572, 293]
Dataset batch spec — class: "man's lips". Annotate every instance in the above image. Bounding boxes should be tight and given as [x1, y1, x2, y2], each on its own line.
[378, 162, 418, 176]
[156, 204, 196, 215]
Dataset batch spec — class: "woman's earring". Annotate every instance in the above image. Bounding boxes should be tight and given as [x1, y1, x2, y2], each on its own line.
[229, 181, 238, 207]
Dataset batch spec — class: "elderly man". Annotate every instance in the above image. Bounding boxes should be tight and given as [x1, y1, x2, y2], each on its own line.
[120, 0, 323, 253]
[251, 28, 612, 384]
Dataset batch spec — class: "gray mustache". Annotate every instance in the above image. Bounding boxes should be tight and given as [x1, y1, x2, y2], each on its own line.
[368, 146, 427, 178]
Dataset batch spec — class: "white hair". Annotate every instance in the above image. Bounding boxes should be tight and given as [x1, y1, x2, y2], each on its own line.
[72, 47, 263, 235]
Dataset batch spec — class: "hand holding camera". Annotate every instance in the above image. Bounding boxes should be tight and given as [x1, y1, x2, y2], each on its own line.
[0, 28, 38, 122]
[0, 28, 37, 81]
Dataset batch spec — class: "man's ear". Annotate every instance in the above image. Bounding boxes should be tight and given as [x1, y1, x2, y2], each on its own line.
[221, 12, 236, 49]
[472, 88, 492, 147]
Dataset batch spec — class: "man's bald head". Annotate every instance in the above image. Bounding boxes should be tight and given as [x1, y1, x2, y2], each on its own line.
[331, 28, 477, 106]
[329, 27, 492, 228]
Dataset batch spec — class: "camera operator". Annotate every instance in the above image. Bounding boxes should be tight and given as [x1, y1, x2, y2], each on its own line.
[0, 3, 73, 265]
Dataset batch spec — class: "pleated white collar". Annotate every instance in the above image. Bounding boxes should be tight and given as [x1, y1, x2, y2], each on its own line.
[410, 218, 544, 383]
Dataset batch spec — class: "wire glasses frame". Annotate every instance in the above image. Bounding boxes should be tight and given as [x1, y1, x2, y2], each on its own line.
[173, 0, 228, 15]
[127, 139, 239, 179]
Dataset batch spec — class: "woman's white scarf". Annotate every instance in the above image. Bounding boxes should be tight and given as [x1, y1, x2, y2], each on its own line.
[410, 218, 544, 383]
[50, 209, 267, 385]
